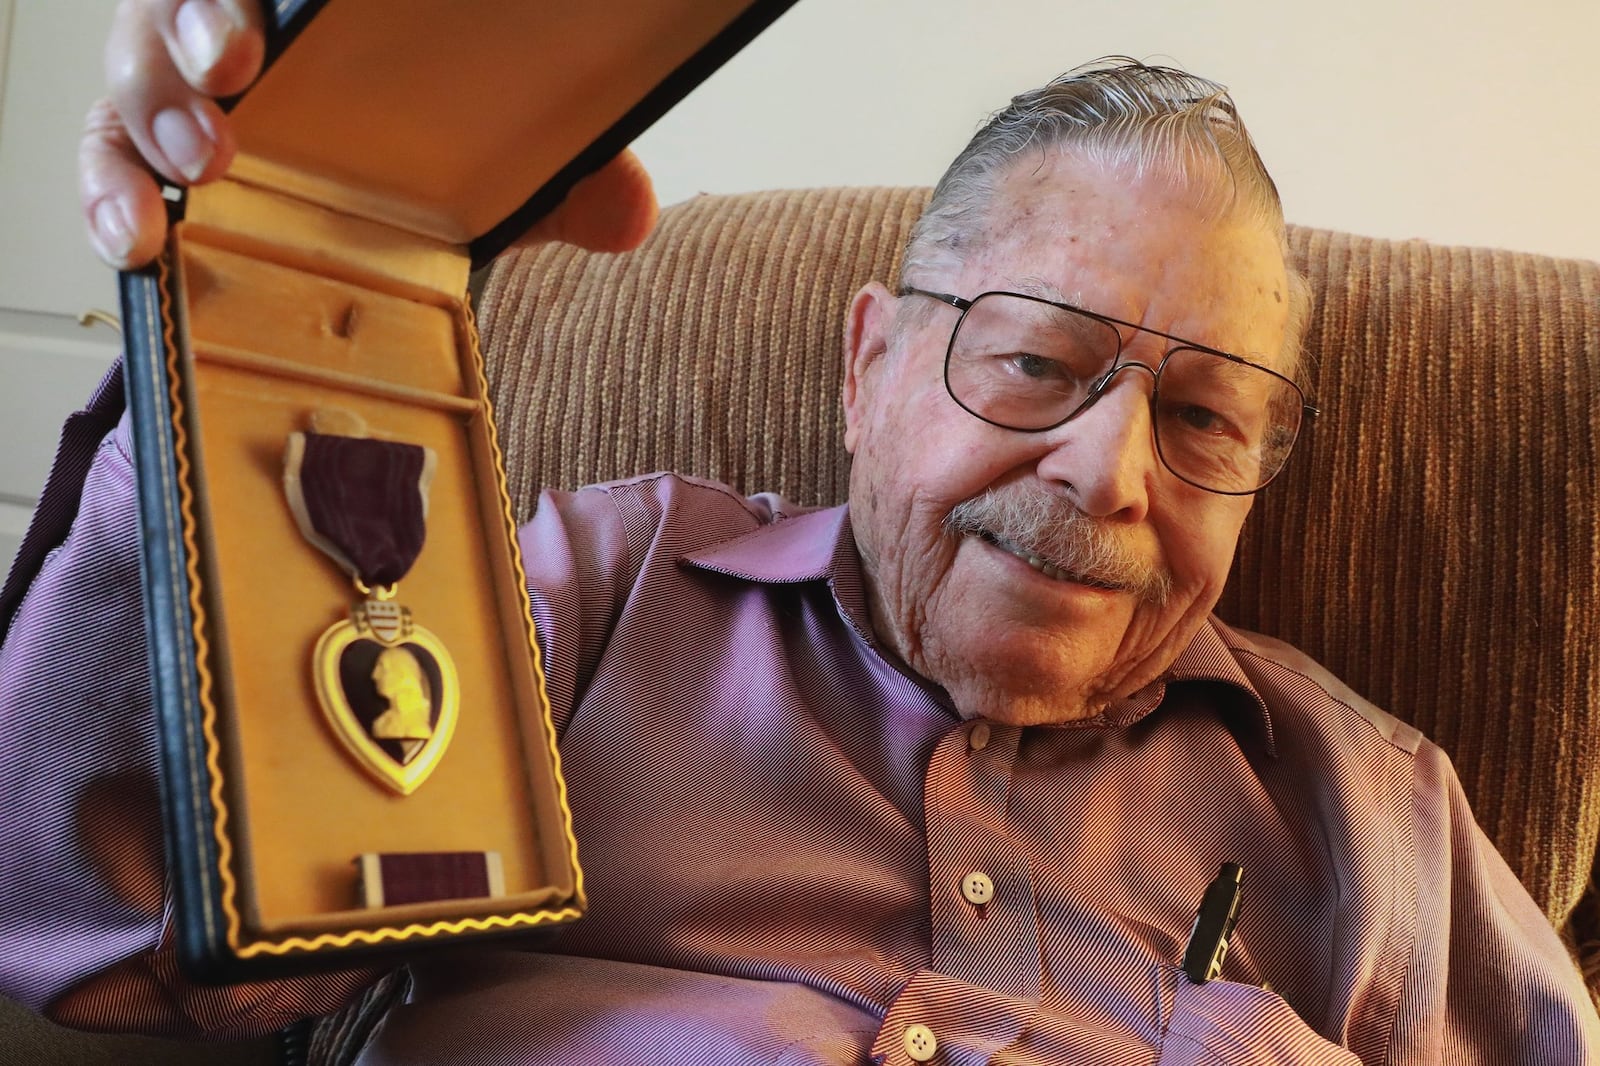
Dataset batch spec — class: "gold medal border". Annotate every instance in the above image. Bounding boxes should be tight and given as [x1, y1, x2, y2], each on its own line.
[312, 617, 460, 796]
[159, 256, 585, 959]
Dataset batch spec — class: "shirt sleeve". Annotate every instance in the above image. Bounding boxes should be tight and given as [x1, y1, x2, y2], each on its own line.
[1394, 738, 1600, 1064]
[0, 363, 374, 1038]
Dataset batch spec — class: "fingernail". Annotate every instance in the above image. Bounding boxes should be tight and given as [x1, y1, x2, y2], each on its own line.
[91, 199, 135, 265]
[174, 1, 230, 79]
[152, 107, 214, 183]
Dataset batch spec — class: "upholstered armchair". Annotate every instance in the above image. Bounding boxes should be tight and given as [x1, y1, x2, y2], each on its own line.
[478, 186, 1600, 992]
[9, 187, 1597, 1064]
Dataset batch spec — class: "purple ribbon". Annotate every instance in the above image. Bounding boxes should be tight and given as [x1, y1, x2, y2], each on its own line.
[298, 433, 429, 587]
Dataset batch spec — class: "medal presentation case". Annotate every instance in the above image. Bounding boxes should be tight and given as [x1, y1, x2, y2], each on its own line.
[122, 0, 796, 981]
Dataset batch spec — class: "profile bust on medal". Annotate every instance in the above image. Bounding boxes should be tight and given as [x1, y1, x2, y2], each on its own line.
[370, 646, 436, 750]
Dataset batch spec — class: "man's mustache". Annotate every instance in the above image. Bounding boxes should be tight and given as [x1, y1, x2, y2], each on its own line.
[945, 487, 1174, 605]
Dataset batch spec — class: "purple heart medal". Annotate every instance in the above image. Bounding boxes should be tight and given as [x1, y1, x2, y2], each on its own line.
[284, 431, 460, 795]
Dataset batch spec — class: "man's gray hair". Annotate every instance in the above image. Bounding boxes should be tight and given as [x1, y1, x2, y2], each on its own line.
[902, 57, 1313, 369]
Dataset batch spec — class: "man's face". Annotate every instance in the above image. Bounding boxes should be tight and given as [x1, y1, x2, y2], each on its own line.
[842, 152, 1292, 725]
[373, 653, 398, 694]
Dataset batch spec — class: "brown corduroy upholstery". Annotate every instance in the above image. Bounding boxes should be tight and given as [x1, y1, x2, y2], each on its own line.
[476, 186, 1600, 990]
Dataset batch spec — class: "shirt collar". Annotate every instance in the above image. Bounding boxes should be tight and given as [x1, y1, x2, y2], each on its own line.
[1154, 618, 1277, 757]
[680, 506, 1276, 754]
[679, 504, 880, 644]
[679, 504, 846, 584]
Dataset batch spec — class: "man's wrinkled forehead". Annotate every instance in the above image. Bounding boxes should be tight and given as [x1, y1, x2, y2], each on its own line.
[1000, 273, 1284, 365]
[955, 163, 1296, 370]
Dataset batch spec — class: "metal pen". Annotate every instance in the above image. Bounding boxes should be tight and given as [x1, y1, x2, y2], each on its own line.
[1182, 862, 1244, 984]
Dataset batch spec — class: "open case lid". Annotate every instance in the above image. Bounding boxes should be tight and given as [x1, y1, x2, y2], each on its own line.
[220, 0, 801, 266]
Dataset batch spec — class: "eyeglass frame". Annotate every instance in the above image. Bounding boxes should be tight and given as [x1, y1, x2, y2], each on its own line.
[897, 286, 1319, 496]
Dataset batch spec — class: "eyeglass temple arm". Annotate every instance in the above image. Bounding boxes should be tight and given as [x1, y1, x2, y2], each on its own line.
[897, 287, 972, 312]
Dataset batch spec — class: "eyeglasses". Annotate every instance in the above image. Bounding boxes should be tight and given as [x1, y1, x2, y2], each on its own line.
[900, 288, 1316, 495]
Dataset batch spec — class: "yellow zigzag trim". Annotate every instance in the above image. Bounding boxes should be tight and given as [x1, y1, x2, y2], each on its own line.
[157, 253, 245, 948]
[236, 905, 584, 957]
[462, 298, 587, 909]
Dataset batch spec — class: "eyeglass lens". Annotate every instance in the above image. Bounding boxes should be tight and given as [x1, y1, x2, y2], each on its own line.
[943, 292, 1303, 494]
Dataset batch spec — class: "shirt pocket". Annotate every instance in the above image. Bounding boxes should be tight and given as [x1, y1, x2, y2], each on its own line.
[1157, 972, 1363, 1066]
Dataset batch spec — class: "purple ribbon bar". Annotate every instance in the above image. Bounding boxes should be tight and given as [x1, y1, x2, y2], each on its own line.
[359, 851, 500, 907]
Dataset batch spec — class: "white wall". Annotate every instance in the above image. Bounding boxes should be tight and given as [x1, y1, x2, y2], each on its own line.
[0, 0, 122, 569]
[2, 0, 1596, 568]
[635, 0, 1600, 261]
[0, 1, 120, 318]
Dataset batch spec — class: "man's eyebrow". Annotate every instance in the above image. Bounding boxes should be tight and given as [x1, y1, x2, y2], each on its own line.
[1005, 275, 1277, 367]
[1011, 275, 1077, 304]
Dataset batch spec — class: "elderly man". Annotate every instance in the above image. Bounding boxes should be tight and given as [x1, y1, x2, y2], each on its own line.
[1, 4, 1596, 1065]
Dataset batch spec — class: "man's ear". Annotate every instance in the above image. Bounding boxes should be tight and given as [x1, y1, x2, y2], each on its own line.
[842, 282, 897, 455]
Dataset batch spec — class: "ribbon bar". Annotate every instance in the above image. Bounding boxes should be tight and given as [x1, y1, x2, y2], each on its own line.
[358, 851, 506, 908]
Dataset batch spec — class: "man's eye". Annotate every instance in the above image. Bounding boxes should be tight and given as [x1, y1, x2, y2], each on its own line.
[1167, 402, 1232, 436]
[1008, 353, 1065, 380]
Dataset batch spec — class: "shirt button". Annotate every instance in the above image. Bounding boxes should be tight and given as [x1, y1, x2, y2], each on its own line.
[968, 721, 991, 751]
[903, 1023, 938, 1062]
[962, 871, 995, 906]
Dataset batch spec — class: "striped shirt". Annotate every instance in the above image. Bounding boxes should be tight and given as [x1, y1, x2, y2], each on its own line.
[1, 365, 1596, 1064]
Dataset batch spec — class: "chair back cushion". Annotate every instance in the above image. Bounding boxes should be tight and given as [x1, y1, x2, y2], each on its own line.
[477, 187, 1600, 961]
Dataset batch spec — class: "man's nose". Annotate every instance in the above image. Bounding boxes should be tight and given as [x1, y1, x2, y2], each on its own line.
[1035, 365, 1158, 521]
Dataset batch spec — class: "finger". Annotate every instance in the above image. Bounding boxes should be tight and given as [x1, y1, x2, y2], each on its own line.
[161, 0, 264, 96]
[103, 0, 263, 187]
[80, 97, 171, 268]
[516, 150, 660, 254]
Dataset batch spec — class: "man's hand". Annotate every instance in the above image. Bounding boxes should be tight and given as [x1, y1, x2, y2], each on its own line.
[82, 0, 260, 268]
[82, 0, 658, 270]
[516, 149, 659, 255]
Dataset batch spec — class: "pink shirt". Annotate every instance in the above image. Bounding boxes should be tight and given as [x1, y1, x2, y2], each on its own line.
[2, 367, 1596, 1064]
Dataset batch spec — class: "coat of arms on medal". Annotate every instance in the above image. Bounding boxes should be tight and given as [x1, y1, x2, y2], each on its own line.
[285, 428, 460, 795]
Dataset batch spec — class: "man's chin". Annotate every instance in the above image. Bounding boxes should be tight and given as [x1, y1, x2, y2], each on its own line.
[958, 696, 1109, 727]
[942, 665, 1110, 726]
